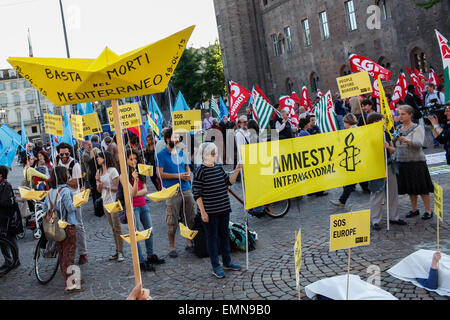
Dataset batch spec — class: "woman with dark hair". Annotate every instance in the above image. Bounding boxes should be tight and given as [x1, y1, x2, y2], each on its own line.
[119, 148, 164, 272]
[42, 167, 80, 292]
[143, 135, 161, 191]
[247, 119, 260, 144]
[95, 151, 123, 262]
[36, 151, 52, 191]
[394, 105, 434, 220]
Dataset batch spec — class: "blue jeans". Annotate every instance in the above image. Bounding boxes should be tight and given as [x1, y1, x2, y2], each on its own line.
[202, 212, 232, 269]
[133, 205, 154, 263]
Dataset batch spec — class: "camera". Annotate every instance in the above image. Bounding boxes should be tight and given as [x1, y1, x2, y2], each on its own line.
[420, 100, 447, 126]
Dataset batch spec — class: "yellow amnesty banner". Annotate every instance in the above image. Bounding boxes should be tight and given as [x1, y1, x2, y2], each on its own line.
[7, 26, 195, 106]
[434, 183, 443, 221]
[241, 122, 386, 209]
[148, 115, 160, 136]
[329, 210, 371, 251]
[337, 71, 373, 99]
[71, 113, 102, 139]
[173, 110, 202, 133]
[107, 102, 142, 131]
[378, 76, 395, 138]
[43, 113, 63, 136]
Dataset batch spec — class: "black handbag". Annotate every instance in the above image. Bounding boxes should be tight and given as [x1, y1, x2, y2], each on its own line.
[94, 197, 104, 217]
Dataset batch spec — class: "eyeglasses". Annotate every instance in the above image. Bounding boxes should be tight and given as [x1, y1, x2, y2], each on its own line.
[59, 152, 70, 157]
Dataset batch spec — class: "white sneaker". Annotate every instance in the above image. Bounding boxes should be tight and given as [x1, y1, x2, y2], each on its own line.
[330, 199, 345, 208]
[117, 252, 124, 262]
[109, 253, 118, 261]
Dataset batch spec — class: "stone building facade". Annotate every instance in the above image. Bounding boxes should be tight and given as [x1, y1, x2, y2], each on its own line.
[214, 0, 450, 103]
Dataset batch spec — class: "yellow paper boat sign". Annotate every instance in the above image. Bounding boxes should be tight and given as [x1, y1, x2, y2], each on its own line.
[138, 164, 153, 177]
[18, 187, 49, 201]
[7, 26, 195, 106]
[73, 189, 91, 207]
[58, 220, 68, 229]
[104, 201, 123, 214]
[146, 183, 179, 202]
[179, 222, 198, 240]
[121, 228, 152, 244]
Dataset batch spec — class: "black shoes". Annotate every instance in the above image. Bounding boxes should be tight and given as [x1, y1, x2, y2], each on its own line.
[147, 254, 165, 265]
[140, 261, 155, 272]
[421, 212, 433, 220]
[406, 210, 420, 218]
[390, 219, 408, 226]
[373, 223, 381, 231]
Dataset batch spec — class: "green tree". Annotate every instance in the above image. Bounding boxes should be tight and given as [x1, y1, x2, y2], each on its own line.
[202, 40, 227, 99]
[415, 0, 441, 9]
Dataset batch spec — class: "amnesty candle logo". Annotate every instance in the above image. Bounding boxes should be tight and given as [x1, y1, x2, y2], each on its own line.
[339, 133, 361, 172]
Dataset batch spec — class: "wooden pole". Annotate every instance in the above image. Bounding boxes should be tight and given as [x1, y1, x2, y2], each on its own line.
[295, 231, 301, 300]
[346, 247, 351, 301]
[111, 99, 142, 285]
[384, 126, 390, 231]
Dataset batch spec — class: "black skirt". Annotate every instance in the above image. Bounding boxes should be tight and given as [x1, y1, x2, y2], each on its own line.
[397, 161, 434, 195]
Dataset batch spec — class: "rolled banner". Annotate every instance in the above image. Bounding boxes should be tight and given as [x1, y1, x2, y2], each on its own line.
[121, 228, 152, 244]
[73, 189, 91, 208]
[179, 222, 198, 240]
[146, 183, 180, 202]
[138, 164, 153, 177]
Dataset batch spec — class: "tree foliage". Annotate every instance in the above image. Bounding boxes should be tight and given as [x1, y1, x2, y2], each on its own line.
[172, 40, 226, 108]
[415, 0, 441, 9]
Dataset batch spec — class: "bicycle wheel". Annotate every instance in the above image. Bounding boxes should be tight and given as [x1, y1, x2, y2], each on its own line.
[264, 199, 290, 218]
[0, 237, 19, 274]
[34, 237, 59, 285]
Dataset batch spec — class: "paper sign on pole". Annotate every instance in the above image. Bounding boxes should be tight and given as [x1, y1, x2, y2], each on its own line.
[173, 110, 202, 133]
[71, 113, 102, 139]
[148, 115, 160, 136]
[294, 230, 302, 288]
[138, 163, 153, 177]
[330, 210, 371, 251]
[107, 102, 142, 131]
[434, 183, 443, 221]
[337, 71, 373, 99]
[7, 26, 195, 106]
[43, 113, 63, 136]
[74, 189, 91, 207]
[18, 187, 48, 201]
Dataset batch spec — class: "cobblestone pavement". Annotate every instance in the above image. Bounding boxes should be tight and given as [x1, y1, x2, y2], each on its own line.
[1, 147, 449, 300]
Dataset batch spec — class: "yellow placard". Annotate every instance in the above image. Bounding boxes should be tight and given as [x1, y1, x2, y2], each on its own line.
[104, 201, 123, 214]
[179, 222, 198, 240]
[7, 26, 195, 106]
[434, 183, 443, 221]
[241, 122, 386, 209]
[337, 71, 373, 99]
[18, 187, 48, 201]
[330, 210, 371, 251]
[138, 164, 153, 177]
[146, 183, 179, 202]
[43, 113, 63, 136]
[148, 115, 160, 136]
[173, 110, 202, 133]
[107, 103, 142, 131]
[71, 113, 102, 139]
[378, 76, 395, 138]
[121, 228, 152, 244]
[294, 230, 302, 275]
[73, 189, 91, 207]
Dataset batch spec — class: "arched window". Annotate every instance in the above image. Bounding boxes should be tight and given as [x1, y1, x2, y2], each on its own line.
[377, 56, 391, 69]
[13, 93, 20, 106]
[310, 73, 320, 93]
[286, 78, 294, 93]
[278, 33, 286, 55]
[0, 94, 7, 107]
[340, 64, 351, 76]
[410, 48, 428, 74]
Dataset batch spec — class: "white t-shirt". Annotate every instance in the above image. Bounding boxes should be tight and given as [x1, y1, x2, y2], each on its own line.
[58, 157, 82, 195]
[99, 167, 119, 204]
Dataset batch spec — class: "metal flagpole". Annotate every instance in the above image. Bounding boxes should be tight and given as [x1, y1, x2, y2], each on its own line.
[59, 0, 71, 58]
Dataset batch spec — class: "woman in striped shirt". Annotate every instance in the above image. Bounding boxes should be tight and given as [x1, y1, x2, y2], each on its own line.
[193, 143, 242, 279]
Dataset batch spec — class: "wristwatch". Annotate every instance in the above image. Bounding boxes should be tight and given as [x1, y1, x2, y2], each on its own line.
[434, 124, 440, 129]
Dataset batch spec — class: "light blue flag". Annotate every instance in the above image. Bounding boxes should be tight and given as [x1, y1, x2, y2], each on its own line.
[5, 142, 19, 168]
[0, 124, 22, 148]
[77, 103, 85, 115]
[85, 102, 94, 114]
[60, 113, 74, 145]
[248, 86, 255, 105]
[151, 96, 163, 137]
[21, 117, 28, 147]
[0, 129, 13, 165]
[174, 91, 189, 111]
[219, 96, 229, 119]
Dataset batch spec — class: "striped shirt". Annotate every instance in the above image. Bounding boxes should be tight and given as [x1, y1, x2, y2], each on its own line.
[193, 164, 231, 215]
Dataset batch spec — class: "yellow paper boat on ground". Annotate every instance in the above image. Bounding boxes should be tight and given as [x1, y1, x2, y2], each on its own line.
[146, 183, 179, 202]
[138, 164, 153, 177]
[73, 189, 91, 207]
[179, 222, 198, 240]
[104, 201, 123, 214]
[18, 187, 48, 201]
[120, 228, 152, 244]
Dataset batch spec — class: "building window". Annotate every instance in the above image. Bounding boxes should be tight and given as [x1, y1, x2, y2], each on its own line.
[263, 0, 268, 6]
[26, 93, 34, 104]
[8, 70, 16, 78]
[310, 73, 320, 93]
[284, 27, 293, 52]
[410, 48, 428, 74]
[340, 64, 351, 76]
[32, 126, 37, 133]
[0, 95, 7, 107]
[10, 81, 17, 89]
[377, 56, 391, 70]
[24, 81, 31, 88]
[345, 1, 357, 31]
[0, 83, 4, 91]
[377, 0, 390, 20]
[14, 94, 20, 106]
[278, 33, 286, 55]
[216, 15, 221, 27]
[0, 71, 3, 79]
[286, 78, 294, 93]
[302, 19, 311, 46]
[319, 11, 330, 40]
[271, 34, 279, 56]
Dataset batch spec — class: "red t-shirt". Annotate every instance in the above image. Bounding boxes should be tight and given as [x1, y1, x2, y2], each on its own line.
[131, 179, 146, 208]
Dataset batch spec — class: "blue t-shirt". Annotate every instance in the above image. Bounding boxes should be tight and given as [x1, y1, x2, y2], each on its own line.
[156, 147, 191, 191]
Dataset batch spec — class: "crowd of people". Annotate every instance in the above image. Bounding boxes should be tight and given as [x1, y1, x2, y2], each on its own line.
[0, 80, 449, 294]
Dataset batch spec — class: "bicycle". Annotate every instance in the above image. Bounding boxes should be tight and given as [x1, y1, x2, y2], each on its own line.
[0, 217, 19, 276]
[13, 189, 43, 240]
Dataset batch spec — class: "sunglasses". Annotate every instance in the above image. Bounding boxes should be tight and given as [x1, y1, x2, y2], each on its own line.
[59, 152, 70, 157]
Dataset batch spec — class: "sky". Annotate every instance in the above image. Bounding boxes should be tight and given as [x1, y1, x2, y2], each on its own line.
[0, 0, 219, 69]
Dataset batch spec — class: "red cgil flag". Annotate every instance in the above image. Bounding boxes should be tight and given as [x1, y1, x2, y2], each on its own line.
[428, 68, 441, 86]
[349, 53, 391, 81]
[228, 80, 251, 122]
[390, 71, 408, 110]
[300, 84, 313, 113]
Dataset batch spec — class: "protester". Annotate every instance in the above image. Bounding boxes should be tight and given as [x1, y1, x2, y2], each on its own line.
[193, 143, 242, 278]
[275, 109, 294, 140]
[82, 141, 93, 184]
[358, 99, 375, 126]
[203, 112, 213, 131]
[367, 113, 406, 231]
[56, 142, 88, 265]
[425, 83, 445, 107]
[334, 94, 347, 130]
[101, 132, 110, 151]
[127, 134, 141, 155]
[0, 165, 20, 276]
[246, 120, 265, 217]
[95, 151, 124, 262]
[219, 115, 230, 162]
[42, 167, 80, 292]
[143, 134, 162, 191]
[127, 282, 152, 300]
[416, 251, 441, 290]
[245, 106, 253, 121]
[105, 136, 120, 171]
[35, 151, 52, 191]
[155, 128, 168, 154]
[404, 84, 422, 124]
[298, 106, 308, 119]
[429, 104, 450, 164]
[90, 135, 101, 150]
[88, 148, 102, 217]
[349, 96, 363, 116]
[394, 105, 434, 220]
[234, 115, 250, 182]
[20, 143, 35, 165]
[297, 118, 311, 137]
[307, 115, 321, 135]
[156, 128, 196, 258]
